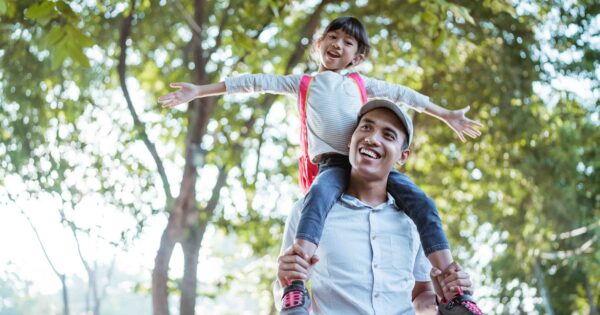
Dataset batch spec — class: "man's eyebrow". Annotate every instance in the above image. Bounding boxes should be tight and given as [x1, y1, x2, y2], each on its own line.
[361, 118, 375, 124]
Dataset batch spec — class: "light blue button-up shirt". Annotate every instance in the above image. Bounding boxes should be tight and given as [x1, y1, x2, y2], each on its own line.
[279, 194, 431, 315]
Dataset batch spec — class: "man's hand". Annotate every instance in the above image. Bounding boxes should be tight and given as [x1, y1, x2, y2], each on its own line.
[158, 82, 202, 108]
[277, 243, 319, 286]
[430, 262, 473, 301]
[443, 106, 483, 142]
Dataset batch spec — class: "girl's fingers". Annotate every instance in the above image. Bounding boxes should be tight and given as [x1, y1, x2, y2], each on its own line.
[470, 120, 484, 128]
[158, 94, 177, 102]
[464, 129, 479, 139]
[170, 82, 184, 88]
[469, 127, 482, 136]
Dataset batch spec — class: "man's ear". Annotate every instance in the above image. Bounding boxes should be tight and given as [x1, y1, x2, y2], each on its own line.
[396, 149, 410, 166]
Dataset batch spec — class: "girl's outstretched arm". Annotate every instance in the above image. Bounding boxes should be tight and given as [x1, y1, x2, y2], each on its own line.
[158, 82, 226, 108]
[424, 102, 483, 142]
[363, 75, 484, 142]
[159, 74, 302, 108]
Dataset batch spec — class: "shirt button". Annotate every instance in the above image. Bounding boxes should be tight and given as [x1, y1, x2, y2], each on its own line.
[373, 264, 378, 268]
[371, 235, 376, 240]
[374, 293, 380, 298]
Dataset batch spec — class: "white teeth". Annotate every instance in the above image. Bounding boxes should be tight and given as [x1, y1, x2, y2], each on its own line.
[359, 148, 380, 159]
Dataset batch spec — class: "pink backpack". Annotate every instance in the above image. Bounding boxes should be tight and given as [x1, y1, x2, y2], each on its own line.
[298, 73, 367, 194]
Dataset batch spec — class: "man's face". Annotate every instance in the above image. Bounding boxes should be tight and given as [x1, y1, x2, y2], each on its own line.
[349, 108, 410, 181]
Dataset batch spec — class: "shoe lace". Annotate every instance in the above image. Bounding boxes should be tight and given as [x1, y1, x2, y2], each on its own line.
[282, 290, 304, 309]
[461, 301, 483, 315]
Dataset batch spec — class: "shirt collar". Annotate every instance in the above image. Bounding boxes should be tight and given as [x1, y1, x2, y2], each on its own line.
[340, 193, 396, 210]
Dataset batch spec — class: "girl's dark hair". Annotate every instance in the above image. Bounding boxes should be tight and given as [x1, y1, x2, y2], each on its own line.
[321, 16, 371, 58]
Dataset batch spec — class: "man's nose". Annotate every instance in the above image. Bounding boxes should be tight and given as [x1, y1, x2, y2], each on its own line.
[365, 133, 382, 145]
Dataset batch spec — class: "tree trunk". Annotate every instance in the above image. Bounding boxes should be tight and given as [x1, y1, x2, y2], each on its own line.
[152, 222, 180, 315]
[180, 223, 207, 315]
[584, 275, 599, 315]
[91, 267, 101, 315]
[533, 260, 554, 315]
[150, 0, 330, 313]
[60, 274, 70, 315]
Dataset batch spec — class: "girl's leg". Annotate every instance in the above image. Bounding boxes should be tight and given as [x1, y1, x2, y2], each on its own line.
[280, 155, 350, 314]
[294, 155, 351, 261]
[387, 171, 484, 315]
[387, 169, 455, 297]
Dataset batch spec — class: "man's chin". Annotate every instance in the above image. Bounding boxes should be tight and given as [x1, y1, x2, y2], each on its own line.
[353, 164, 386, 181]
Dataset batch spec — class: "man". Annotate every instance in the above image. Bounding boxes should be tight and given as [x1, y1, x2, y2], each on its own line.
[276, 100, 477, 314]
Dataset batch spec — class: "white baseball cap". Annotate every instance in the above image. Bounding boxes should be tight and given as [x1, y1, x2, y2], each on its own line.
[358, 99, 413, 147]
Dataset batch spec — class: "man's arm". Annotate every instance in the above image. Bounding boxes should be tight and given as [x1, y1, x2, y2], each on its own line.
[272, 201, 304, 308]
[412, 281, 438, 315]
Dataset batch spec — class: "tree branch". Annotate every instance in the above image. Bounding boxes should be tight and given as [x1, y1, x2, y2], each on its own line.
[117, 0, 173, 203]
[285, 0, 336, 73]
[10, 193, 63, 280]
[549, 220, 600, 241]
[540, 235, 597, 260]
[204, 0, 234, 60]
[8, 193, 71, 315]
[173, 0, 203, 37]
[204, 165, 229, 215]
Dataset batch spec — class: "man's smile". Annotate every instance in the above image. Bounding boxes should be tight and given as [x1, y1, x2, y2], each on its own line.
[359, 146, 381, 159]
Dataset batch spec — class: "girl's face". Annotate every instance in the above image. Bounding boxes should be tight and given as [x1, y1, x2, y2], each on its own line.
[317, 29, 363, 72]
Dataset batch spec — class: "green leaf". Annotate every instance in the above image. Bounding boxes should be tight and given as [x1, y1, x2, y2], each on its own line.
[434, 30, 446, 48]
[422, 11, 438, 24]
[65, 40, 90, 67]
[410, 14, 421, 26]
[65, 25, 94, 47]
[56, 0, 78, 21]
[24, 1, 56, 21]
[458, 6, 475, 25]
[44, 27, 65, 47]
[0, 0, 7, 15]
[50, 38, 69, 69]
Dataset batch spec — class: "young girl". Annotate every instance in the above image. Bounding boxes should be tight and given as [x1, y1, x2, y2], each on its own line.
[159, 16, 483, 315]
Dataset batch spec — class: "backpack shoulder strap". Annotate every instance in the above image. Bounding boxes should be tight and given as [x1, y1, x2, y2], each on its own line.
[348, 72, 367, 104]
[299, 75, 314, 110]
[298, 75, 316, 194]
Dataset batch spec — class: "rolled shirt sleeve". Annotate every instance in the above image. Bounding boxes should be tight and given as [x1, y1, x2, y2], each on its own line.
[413, 244, 433, 282]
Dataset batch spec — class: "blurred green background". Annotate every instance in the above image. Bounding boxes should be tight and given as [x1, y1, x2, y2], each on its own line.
[1, 0, 598, 314]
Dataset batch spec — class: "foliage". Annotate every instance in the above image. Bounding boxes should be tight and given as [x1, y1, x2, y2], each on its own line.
[1, 0, 598, 314]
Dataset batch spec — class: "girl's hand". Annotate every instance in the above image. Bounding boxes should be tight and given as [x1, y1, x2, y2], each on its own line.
[158, 82, 202, 108]
[443, 106, 483, 142]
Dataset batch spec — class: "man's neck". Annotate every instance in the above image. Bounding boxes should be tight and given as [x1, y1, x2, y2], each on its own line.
[345, 171, 388, 207]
